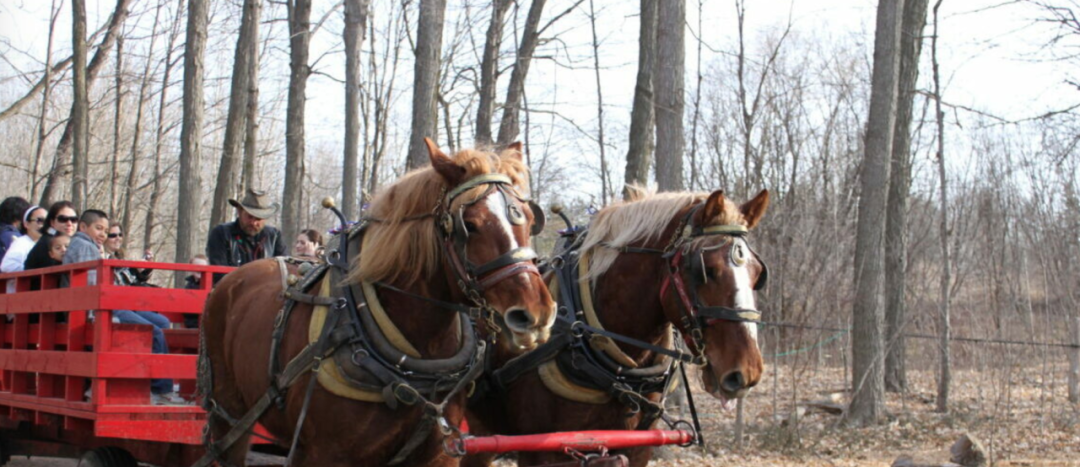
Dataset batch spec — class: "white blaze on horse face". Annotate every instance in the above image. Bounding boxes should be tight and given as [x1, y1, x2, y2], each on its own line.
[485, 192, 519, 249]
[730, 239, 759, 343]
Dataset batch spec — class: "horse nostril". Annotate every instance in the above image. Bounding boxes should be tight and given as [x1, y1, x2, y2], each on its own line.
[504, 308, 534, 332]
[721, 371, 746, 393]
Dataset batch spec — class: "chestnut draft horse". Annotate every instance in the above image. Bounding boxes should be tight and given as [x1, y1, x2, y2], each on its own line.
[465, 188, 769, 467]
[199, 140, 555, 466]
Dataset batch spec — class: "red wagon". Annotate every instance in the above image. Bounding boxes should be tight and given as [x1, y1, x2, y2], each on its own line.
[0, 259, 694, 467]
[0, 259, 279, 467]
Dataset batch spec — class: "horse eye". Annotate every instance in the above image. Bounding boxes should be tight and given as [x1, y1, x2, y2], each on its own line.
[463, 221, 479, 233]
[705, 267, 717, 279]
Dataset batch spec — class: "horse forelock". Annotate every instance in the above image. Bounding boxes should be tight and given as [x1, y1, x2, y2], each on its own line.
[581, 191, 749, 282]
[349, 147, 530, 286]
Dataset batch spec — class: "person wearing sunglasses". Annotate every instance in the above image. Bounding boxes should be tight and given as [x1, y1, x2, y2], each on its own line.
[0, 196, 30, 259]
[1, 205, 47, 273]
[104, 223, 153, 286]
[23, 201, 78, 273]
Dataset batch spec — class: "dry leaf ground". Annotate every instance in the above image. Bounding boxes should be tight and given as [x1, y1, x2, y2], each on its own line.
[495, 354, 1079, 466]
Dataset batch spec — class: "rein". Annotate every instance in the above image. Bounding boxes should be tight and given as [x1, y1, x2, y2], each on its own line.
[197, 172, 542, 467]
[435, 174, 543, 336]
[606, 205, 768, 361]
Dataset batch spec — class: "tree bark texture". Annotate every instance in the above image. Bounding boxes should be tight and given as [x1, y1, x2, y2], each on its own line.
[931, 0, 951, 413]
[654, 0, 685, 192]
[71, 0, 89, 211]
[110, 36, 124, 216]
[144, 0, 183, 251]
[38, 0, 133, 207]
[475, 0, 512, 147]
[343, 0, 370, 219]
[850, 0, 904, 427]
[885, 0, 928, 394]
[30, 1, 62, 201]
[406, 0, 448, 169]
[588, 0, 610, 204]
[176, 0, 208, 282]
[623, 0, 657, 199]
[211, 0, 261, 230]
[282, 0, 312, 245]
[496, 0, 547, 147]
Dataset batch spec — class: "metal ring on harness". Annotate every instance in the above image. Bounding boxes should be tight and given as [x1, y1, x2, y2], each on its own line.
[328, 249, 342, 262]
[351, 348, 370, 366]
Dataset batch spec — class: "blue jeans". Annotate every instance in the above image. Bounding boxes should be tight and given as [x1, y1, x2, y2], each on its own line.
[113, 310, 173, 394]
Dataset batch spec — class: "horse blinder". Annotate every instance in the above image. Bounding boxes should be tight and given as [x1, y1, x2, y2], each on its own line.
[528, 201, 546, 236]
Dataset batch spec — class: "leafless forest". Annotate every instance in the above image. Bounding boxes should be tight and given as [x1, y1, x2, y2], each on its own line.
[1, 0, 1079, 464]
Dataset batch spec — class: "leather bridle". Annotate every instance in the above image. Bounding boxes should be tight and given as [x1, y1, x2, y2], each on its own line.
[435, 174, 545, 322]
[654, 207, 769, 362]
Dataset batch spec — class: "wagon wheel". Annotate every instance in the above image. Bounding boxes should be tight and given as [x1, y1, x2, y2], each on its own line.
[78, 447, 139, 467]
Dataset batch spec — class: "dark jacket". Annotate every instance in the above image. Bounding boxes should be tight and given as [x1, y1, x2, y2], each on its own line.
[24, 233, 58, 272]
[0, 224, 19, 259]
[206, 221, 285, 282]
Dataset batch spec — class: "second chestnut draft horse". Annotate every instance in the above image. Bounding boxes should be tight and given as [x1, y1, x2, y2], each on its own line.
[465, 188, 769, 467]
[199, 140, 555, 466]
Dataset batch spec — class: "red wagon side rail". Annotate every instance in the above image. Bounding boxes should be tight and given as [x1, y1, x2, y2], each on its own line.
[0, 260, 276, 466]
[447, 430, 695, 456]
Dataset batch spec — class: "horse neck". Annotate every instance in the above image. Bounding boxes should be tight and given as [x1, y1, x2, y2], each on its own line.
[591, 252, 671, 366]
[376, 269, 464, 359]
[589, 210, 691, 365]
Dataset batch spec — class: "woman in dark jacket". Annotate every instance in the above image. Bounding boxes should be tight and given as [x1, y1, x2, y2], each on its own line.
[24, 201, 78, 272]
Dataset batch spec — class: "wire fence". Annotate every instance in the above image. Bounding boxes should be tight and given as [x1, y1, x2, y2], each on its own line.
[757, 321, 1080, 359]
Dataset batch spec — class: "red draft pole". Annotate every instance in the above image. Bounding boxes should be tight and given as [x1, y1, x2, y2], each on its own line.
[451, 430, 694, 455]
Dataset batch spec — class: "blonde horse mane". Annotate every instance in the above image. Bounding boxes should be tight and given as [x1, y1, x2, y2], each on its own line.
[348, 146, 530, 286]
[580, 190, 748, 282]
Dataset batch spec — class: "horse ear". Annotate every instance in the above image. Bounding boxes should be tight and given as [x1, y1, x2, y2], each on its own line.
[698, 190, 726, 224]
[624, 184, 648, 201]
[427, 137, 466, 186]
[504, 142, 524, 161]
[740, 189, 770, 229]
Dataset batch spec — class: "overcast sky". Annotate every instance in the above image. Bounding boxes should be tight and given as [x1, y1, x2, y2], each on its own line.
[1, 0, 1075, 197]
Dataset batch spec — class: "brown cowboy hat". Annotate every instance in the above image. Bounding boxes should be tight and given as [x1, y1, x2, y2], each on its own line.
[228, 188, 280, 220]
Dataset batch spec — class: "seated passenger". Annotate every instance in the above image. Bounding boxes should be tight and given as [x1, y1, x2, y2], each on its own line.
[0, 196, 30, 259]
[293, 228, 323, 258]
[64, 210, 185, 406]
[1, 205, 47, 273]
[24, 201, 78, 273]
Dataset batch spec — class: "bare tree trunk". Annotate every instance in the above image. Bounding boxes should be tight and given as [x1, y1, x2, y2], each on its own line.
[242, 32, 263, 192]
[406, 0, 447, 169]
[688, 0, 704, 191]
[885, 0, 928, 394]
[343, 0, 370, 219]
[623, 0, 656, 199]
[176, 0, 208, 283]
[123, 0, 165, 236]
[496, 0, 547, 146]
[849, 0, 904, 427]
[931, 0, 951, 413]
[144, 0, 183, 251]
[211, 0, 261, 229]
[71, 0, 89, 211]
[587, 0, 610, 204]
[654, 0, 684, 192]
[39, 0, 133, 207]
[475, 0, 512, 147]
[31, 0, 62, 201]
[110, 36, 124, 216]
[282, 0, 313, 245]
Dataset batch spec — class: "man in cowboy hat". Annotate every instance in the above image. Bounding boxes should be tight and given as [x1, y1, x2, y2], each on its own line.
[206, 188, 286, 282]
